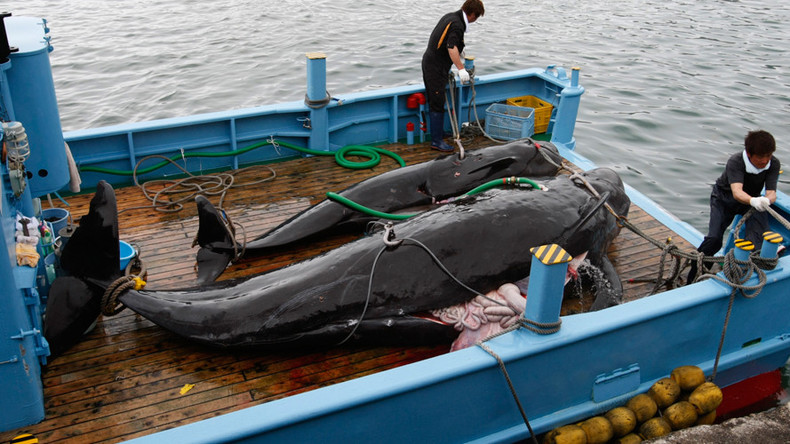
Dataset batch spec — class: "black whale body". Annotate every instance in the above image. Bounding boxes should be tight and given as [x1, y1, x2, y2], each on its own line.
[117, 167, 629, 349]
[195, 139, 563, 282]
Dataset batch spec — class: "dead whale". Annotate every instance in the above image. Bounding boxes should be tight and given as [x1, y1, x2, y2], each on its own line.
[195, 139, 563, 282]
[44, 167, 629, 353]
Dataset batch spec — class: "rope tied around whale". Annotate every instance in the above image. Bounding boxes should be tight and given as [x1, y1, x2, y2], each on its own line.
[101, 275, 147, 316]
[340, 173, 548, 342]
[101, 253, 149, 316]
[337, 221, 521, 345]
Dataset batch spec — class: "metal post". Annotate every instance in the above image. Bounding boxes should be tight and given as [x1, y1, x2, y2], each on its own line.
[551, 66, 583, 149]
[760, 232, 783, 258]
[305, 52, 329, 152]
[523, 244, 572, 332]
[733, 239, 753, 262]
[463, 56, 475, 72]
[457, 56, 475, 129]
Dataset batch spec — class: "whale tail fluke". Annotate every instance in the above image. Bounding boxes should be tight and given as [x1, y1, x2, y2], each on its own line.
[194, 195, 236, 284]
[59, 180, 122, 281]
[45, 180, 122, 356]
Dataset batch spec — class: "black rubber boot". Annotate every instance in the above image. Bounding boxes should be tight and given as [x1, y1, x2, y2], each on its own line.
[429, 111, 453, 152]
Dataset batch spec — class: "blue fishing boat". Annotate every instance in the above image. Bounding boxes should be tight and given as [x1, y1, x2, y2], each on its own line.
[1, 12, 788, 443]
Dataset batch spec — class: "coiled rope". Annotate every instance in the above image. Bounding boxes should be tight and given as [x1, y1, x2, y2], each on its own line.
[519, 317, 563, 335]
[101, 276, 136, 316]
[101, 273, 147, 316]
[101, 244, 149, 316]
[304, 90, 333, 109]
[123, 155, 277, 214]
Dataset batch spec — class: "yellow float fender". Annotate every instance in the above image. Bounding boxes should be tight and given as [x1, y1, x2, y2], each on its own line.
[626, 393, 658, 423]
[689, 382, 723, 415]
[542, 424, 587, 444]
[671, 365, 706, 392]
[578, 416, 613, 444]
[648, 377, 681, 408]
[638, 417, 672, 440]
[663, 400, 699, 430]
[605, 406, 637, 437]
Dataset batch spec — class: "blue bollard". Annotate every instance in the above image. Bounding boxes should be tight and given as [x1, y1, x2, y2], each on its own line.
[464, 56, 475, 73]
[305, 52, 329, 152]
[760, 231, 783, 258]
[551, 66, 583, 148]
[733, 239, 754, 262]
[523, 244, 572, 333]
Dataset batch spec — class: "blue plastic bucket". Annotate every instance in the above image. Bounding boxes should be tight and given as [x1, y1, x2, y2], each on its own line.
[42, 207, 69, 234]
[119, 241, 135, 270]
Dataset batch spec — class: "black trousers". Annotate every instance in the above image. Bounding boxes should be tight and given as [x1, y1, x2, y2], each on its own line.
[689, 187, 769, 281]
[422, 58, 450, 113]
[697, 187, 769, 257]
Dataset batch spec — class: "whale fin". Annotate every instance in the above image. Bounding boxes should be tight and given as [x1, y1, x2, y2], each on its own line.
[46, 180, 122, 356]
[59, 180, 122, 280]
[195, 195, 236, 283]
[557, 191, 611, 248]
[589, 255, 623, 310]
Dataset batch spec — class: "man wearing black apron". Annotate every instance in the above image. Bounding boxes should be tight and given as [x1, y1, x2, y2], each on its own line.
[422, 0, 485, 152]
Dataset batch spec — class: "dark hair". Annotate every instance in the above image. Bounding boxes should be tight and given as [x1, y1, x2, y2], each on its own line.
[745, 130, 776, 156]
[462, 0, 485, 18]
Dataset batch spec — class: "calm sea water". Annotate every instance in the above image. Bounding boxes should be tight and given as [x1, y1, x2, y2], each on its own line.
[11, 0, 790, 233]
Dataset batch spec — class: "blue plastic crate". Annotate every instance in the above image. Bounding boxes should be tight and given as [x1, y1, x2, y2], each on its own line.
[485, 103, 535, 140]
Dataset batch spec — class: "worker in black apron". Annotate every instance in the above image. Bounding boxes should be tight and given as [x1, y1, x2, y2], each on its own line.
[421, 0, 485, 152]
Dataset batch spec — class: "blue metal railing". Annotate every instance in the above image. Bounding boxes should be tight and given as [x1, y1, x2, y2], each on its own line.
[65, 64, 578, 188]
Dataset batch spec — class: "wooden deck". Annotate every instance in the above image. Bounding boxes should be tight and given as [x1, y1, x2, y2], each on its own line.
[1, 137, 694, 443]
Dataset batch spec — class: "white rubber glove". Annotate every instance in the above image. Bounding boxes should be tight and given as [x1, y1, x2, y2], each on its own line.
[749, 196, 771, 212]
[458, 68, 470, 84]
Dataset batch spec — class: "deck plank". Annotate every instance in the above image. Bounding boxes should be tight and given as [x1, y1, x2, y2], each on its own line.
[1, 138, 696, 443]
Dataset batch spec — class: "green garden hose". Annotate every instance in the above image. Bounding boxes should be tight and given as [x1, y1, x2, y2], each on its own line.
[463, 176, 541, 196]
[327, 176, 542, 220]
[326, 192, 416, 220]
